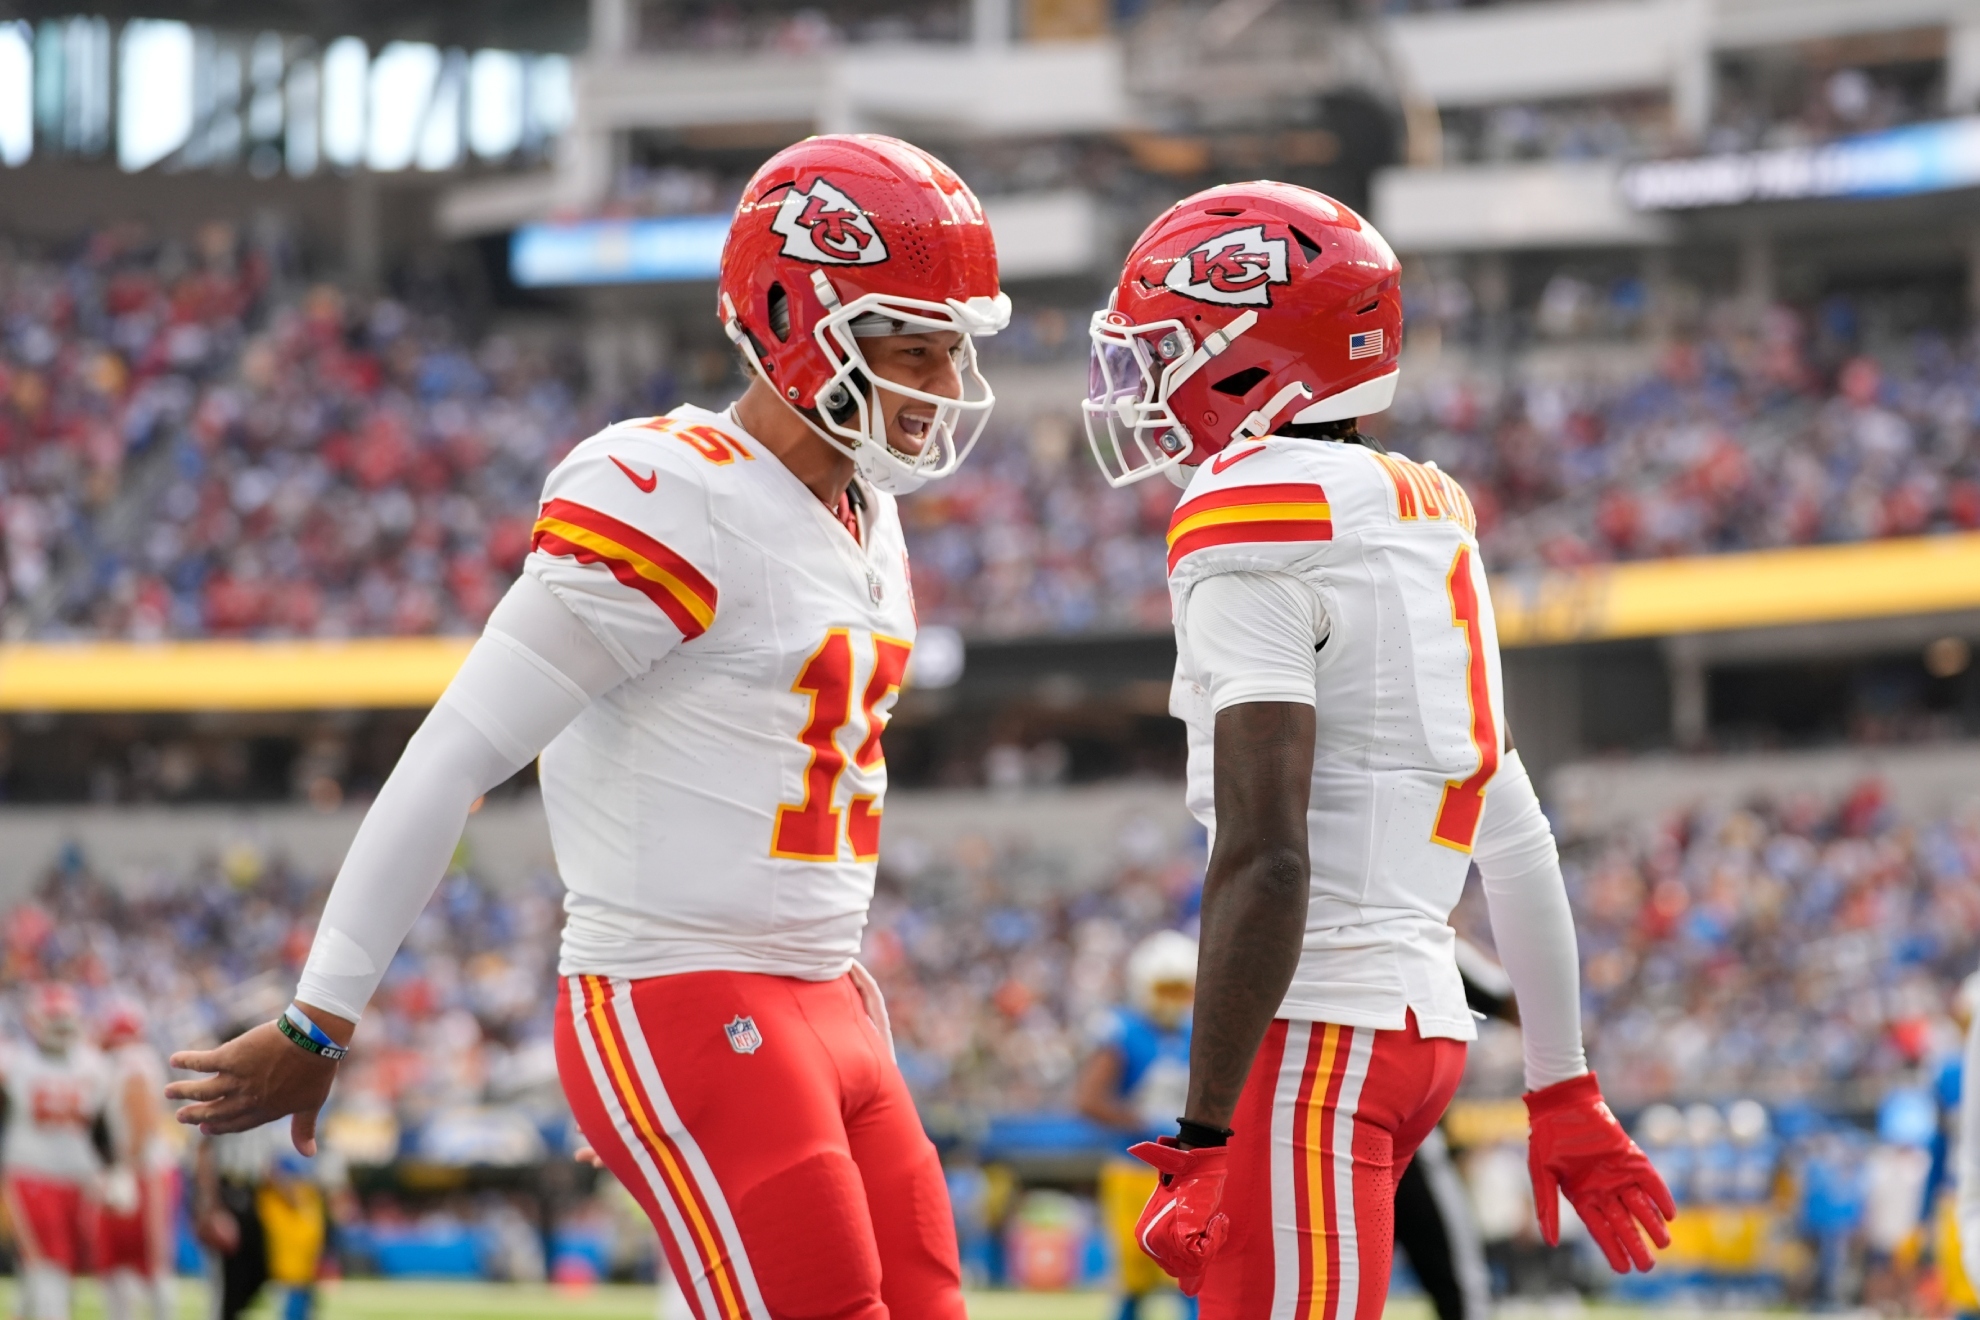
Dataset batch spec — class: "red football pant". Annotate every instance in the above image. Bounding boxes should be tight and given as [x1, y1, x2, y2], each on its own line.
[97, 1168, 178, 1275]
[5, 1173, 95, 1272]
[1198, 1013, 1467, 1320]
[555, 971, 965, 1320]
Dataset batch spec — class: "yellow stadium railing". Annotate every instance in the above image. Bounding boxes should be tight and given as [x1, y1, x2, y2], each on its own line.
[0, 636, 475, 711]
[1, 533, 1976, 711]
[1491, 529, 1980, 646]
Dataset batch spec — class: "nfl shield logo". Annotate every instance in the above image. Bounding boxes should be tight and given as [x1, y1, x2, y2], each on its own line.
[724, 1015, 763, 1055]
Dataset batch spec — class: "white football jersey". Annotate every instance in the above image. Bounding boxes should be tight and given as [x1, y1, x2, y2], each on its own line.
[0, 1042, 107, 1181]
[526, 405, 917, 982]
[1167, 437, 1506, 1040]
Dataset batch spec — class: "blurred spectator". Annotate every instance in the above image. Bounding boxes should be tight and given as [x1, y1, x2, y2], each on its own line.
[0, 226, 595, 642]
[10, 227, 1978, 641]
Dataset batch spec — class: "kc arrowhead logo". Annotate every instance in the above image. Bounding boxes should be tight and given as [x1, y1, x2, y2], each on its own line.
[1164, 226, 1289, 307]
[770, 178, 890, 265]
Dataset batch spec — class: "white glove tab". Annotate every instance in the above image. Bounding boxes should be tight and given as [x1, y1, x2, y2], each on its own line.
[295, 574, 631, 1022]
[1474, 749, 1589, 1091]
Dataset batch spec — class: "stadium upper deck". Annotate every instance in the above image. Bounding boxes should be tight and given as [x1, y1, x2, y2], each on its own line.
[0, 0, 1978, 783]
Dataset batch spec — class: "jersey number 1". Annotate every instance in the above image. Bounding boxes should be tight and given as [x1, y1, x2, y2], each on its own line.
[1431, 545, 1499, 852]
[772, 629, 912, 863]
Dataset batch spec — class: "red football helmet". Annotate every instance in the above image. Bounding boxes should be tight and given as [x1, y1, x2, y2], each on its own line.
[99, 997, 147, 1049]
[1084, 181, 1403, 487]
[24, 982, 81, 1051]
[718, 133, 1011, 493]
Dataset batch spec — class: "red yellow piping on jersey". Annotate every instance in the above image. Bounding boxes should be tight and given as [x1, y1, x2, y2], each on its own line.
[1166, 482, 1332, 573]
[531, 498, 718, 640]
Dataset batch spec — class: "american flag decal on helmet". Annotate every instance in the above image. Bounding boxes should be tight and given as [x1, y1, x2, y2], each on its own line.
[1348, 329, 1383, 360]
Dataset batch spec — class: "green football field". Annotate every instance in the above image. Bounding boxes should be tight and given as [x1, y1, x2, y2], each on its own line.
[6, 1280, 1191, 1320]
[0, 1279, 1798, 1320]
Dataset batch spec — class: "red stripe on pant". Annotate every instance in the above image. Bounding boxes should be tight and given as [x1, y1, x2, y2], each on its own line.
[554, 970, 967, 1320]
[571, 974, 750, 1319]
[1197, 1012, 1468, 1320]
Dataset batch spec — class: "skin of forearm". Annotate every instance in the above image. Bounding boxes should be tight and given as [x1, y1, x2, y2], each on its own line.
[1184, 701, 1315, 1136]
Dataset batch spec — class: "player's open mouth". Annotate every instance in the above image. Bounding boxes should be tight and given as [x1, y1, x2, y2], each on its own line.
[896, 410, 934, 448]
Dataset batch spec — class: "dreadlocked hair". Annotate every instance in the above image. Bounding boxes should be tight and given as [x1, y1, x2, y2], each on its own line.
[1276, 417, 1386, 452]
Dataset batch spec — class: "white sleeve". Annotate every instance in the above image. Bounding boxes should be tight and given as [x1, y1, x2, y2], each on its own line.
[1473, 749, 1589, 1091]
[293, 574, 629, 1022]
[1958, 995, 1980, 1280]
[1180, 571, 1326, 713]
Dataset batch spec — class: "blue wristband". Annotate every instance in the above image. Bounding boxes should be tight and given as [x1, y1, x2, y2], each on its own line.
[285, 1005, 342, 1050]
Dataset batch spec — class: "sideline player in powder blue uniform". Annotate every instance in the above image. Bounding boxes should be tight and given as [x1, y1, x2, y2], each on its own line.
[1077, 932, 1199, 1320]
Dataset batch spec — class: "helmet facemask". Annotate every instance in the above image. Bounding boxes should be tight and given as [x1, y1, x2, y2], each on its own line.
[1082, 306, 1260, 488]
[729, 271, 1010, 495]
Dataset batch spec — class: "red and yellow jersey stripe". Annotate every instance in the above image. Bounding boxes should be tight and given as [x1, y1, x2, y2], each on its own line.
[531, 498, 718, 640]
[1166, 481, 1333, 573]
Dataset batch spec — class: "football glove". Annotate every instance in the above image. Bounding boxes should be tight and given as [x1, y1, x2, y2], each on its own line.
[1127, 1137, 1231, 1296]
[1524, 1071, 1676, 1273]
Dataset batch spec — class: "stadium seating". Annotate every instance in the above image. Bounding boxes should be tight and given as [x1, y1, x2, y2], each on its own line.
[3, 231, 1977, 642]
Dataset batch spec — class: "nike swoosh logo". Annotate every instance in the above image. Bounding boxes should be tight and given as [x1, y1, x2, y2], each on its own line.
[610, 455, 658, 493]
[1211, 445, 1265, 474]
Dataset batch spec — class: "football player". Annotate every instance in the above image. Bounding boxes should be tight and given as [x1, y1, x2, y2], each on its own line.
[96, 1001, 176, 1320]
[1074, 930, 1198, 1320]
[166, 133, 1009, 1320]
[1082, 182, 1675, 1317]
[2, 983, 109, 1320]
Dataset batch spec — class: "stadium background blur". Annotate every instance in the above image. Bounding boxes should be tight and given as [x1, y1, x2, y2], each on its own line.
[3, 0, 1980, 1310]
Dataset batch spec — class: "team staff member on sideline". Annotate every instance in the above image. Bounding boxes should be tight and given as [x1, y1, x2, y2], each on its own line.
[166, 133, 1011, 1320]
[1080, 181, 1675, 1318]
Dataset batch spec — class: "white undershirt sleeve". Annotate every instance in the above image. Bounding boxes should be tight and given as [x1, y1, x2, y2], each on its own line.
[294, 574, 632, 1022]
[1181, 571, 1326, 712]
[1473, 749, 1589, 1091]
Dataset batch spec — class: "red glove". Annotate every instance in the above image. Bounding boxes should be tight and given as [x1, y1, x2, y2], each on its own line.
[1127, 1137, 1231, 1296]
[1524, 1071, 1676, 1274]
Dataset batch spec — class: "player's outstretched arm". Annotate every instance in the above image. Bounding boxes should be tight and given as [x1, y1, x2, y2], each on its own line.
[1473, 740, 1674, 1273]
[167, 573, 632, 1153]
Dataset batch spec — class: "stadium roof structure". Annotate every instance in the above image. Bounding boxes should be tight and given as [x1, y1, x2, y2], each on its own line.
[0, 0, 590, 50]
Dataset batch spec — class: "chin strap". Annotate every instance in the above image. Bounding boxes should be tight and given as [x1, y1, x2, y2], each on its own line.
[1232, 381, 1315, 444]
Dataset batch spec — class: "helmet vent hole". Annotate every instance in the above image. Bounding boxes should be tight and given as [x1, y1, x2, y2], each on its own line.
[1211, 366, 1271, 397]
[1290, 227, 1322, 263]
[1205, 208, 1244, 217]
[1356, 300, 1380, 315]
[767, 283, 791, 342]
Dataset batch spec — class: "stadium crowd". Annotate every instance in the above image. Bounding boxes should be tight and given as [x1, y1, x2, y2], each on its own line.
[25, 775, 1966, 1131]
[0, 226, 591, 641]
[1, 776, 1976, 1297]
[4, 229, 1980, 642]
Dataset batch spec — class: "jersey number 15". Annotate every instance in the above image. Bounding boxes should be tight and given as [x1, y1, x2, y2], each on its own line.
[772, 630, 912, 863]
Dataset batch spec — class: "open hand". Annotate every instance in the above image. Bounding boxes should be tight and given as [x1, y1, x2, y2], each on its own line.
[167, 1021, 338, 1156]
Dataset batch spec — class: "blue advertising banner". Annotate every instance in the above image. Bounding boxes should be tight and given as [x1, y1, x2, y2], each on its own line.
[510, 214, 731, 286]
[1621, 116, 1980, 211]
